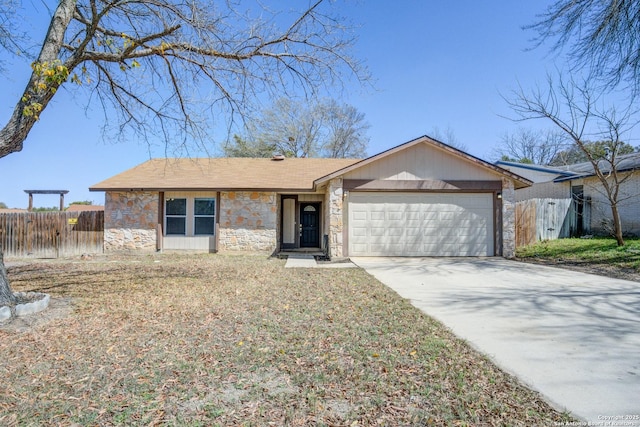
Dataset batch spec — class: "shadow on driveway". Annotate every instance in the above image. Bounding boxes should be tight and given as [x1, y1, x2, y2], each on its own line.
[352, 257, 640, 424]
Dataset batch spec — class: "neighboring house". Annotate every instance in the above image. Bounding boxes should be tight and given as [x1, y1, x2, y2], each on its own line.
[0, 209, 28, 213]
[66, 204, 105, 212]
[497, 152, 640, 239]
[89, 136, 531, 257]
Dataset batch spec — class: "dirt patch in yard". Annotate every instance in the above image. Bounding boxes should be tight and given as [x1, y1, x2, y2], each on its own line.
[0, 297, 73, 334]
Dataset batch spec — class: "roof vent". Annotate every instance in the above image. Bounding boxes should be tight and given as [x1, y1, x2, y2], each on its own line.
[272, 154, 285, 161]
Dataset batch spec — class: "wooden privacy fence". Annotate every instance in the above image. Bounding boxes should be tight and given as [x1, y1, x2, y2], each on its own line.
[515, 198, 573, 247]
[515, 200, 537, 248]
[0, 211, 104, 258]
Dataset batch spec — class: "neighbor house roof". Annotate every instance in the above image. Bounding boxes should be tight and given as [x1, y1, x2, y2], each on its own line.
[497, 152, 640, 184]
[553, 152, 640, 182]
[89, 158, 360, 192]
[494, 160, 575, 178]
[0, 208, 28, 213]
[66, 204, 105, 212]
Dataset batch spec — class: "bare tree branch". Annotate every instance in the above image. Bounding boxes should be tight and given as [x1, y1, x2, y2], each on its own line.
[492, 127, 568, 165]
[0, 0, 369, 158]
[528, 0, 640, 93]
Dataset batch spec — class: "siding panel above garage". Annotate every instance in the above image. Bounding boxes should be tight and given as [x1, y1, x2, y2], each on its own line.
[343, 142, 500, 182]
[348, 192, 494, 256]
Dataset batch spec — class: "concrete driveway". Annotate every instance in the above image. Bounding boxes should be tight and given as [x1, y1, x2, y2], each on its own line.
[352, 257, 640, 424]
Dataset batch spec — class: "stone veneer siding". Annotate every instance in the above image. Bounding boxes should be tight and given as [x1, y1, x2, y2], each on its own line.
[218, 191, 277, 251]
[326, 178, 344, 257]
[104, 191, 158, 251]
[501, 178, 516, 258]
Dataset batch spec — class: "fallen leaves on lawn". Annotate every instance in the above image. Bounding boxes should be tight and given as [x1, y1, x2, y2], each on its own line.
[0, 253, 574, 426]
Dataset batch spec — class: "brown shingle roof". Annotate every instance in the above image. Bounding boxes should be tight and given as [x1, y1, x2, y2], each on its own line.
[66, 204, 105, 212]
[90, 158, 361, 192]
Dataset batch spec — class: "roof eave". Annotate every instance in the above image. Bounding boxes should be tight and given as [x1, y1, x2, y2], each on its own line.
[89, 186, 318, 193]
[553, 165, 640, 183]
[495, 160, 575, 177]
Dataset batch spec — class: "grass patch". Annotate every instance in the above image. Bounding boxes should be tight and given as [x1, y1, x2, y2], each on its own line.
[1, 253, 572, 426]
[517, 237, 640, 277]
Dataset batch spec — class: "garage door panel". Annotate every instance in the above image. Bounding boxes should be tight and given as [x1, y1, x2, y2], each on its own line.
[405, 228, 423, 237]
[352, 211, 367, 221]
[352, 227, 367, 237]
[370, 211, 385, 220]
[349, 192, 494, 257]
[370, 243, 403, 253]
[423, 242, 457, 253]
[458, 221, 481, 230]
[457, 225, 489, 235]
[405, 205, 423, 212]
[370, 227, 386, 237]
[404, 244, 422, 253]
[388, 213, 404, 222]
[405, 220, 423, 228]
[387, 227, 403, 236]
[458, 228, 488, 238]
[351, 243, 368, 253]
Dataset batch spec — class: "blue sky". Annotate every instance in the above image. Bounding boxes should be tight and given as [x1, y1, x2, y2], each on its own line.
[1, 1, 561, 208]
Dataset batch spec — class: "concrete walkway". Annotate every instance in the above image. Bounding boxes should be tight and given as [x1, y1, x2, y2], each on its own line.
[352, 257, 640, 424]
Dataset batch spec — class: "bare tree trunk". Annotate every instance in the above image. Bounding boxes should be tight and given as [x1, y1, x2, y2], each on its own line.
[0, 248, 16, 306]
[610, 204, 625, 246]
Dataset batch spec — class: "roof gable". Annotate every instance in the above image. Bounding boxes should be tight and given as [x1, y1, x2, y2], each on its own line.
[316, 136, 532, 188]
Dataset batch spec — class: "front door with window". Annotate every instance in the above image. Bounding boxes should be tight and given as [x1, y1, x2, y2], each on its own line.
[300, 203, 320, 247]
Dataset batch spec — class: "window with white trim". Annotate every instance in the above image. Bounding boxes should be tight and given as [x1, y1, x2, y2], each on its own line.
[194, 198, 215, 235]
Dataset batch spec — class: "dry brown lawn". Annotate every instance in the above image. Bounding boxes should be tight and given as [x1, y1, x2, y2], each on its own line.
[0, 253, 573, 426]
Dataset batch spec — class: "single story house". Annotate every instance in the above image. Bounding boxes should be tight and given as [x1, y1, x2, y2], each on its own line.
[497, 152, 640, 238]
[90, 136, 531, 257]
[66, 204, 105, 212]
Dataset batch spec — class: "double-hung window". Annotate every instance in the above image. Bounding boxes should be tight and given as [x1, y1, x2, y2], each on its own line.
[164, 195, 215, 236]
[194, 198, 215, 235]
[165, 198, 187, 235]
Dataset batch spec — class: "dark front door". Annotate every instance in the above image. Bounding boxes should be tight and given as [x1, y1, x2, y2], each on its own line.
[300, 203, 320, 247]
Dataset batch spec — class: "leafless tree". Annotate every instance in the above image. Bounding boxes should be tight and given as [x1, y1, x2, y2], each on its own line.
[319, 99, 369, 158]
[0, 0, 20, 53]
[505, 74, 639, 245]
[430, 126, 467, 151]
[227, 98, 369, 158]
[0, 0, 368, 307]
[492, 127, 568, 165]
[529, 0, 640, 92]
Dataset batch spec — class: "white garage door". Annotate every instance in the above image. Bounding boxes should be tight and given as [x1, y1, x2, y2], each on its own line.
[348, 192, 494, 256]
